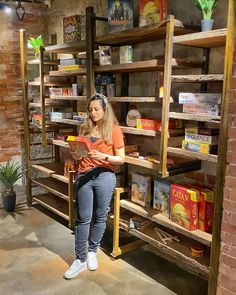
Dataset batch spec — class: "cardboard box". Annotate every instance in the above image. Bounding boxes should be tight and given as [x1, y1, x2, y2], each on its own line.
[120, 45, 132, 64]
[153, 180, 170, 217]
[182, 140, 217, 154]
[131, 173, 152, 207]
[170, 184, 199, 231]
[183, 103, 219, 116]
[178, 93, 221, 104]
[185, 133, 218, 145]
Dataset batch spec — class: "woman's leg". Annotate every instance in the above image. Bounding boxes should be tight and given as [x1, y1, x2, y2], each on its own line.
[88, 171, 116, 252]
[75, 176, 94, 262]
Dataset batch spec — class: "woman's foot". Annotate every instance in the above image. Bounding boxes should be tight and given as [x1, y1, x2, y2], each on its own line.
[87, 252, 98, 271]
[64, 259, 87, 279]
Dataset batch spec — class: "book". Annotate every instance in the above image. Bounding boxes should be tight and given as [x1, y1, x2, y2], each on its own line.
[153, 180, 170, 217]
[178, 93, 221, 104]
[183, 103, 220, 116]
[182, 140, 218, 154]
[67, 135, 91, 158]
[139, 0, 168, 27]
[99, 46, 112, 66]
[119, 45, 133, 64]
[170, 184, 199, 231]
[131, 173, 152, 207]
[108, 0, 133, 33]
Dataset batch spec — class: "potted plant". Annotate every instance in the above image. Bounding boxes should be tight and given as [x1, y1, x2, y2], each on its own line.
[27, 35, 44, 59]
[195, 0, 218, 31]
[0, 161, 25, 212]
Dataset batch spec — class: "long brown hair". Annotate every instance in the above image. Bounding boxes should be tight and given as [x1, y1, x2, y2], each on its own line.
[80, 93, 118, 143]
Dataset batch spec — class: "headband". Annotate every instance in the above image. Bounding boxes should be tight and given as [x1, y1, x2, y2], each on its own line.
[92, 92, 108, 107]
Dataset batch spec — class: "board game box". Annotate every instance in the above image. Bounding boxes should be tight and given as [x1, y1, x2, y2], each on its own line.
[67, 135, 91, 158]
[153, 180, 170, 217]
[108, 0, 133, 32]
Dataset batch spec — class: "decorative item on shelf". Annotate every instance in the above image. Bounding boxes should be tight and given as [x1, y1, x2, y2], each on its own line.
[126, 109, 141, 127]
[99, 46, 112, 66]
[0, 161, 25, 212]
[119, 45, 133, 64]
[139, 0, 168, 26]
[194, 0, 218, 31]
[190, 244, 204, 257]
[27, 35, 44, 60]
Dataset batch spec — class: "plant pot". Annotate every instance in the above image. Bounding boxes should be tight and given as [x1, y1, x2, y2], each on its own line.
[201, 19, 214, 32]
[2, 192, 16, 212]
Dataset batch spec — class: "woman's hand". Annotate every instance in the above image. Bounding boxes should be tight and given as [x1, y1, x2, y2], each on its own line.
[88, 150, 106, 161]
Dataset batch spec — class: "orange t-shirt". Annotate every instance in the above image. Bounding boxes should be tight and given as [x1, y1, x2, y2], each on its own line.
[77, 124, 124, 173]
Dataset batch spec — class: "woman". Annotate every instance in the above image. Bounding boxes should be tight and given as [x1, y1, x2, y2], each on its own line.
[64, 93, 125, 279]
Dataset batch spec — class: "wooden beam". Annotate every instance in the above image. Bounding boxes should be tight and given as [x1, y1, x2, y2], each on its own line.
[160, 16, 175, 177]
[20, 29, 32, 207]
[208, 1, 236, 294]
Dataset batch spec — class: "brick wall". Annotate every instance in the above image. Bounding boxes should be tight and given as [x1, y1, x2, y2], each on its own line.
[0, 4, 48, 164]
[217, 50, 236, 294]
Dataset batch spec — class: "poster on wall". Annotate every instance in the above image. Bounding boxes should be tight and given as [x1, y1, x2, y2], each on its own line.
[108, 0, 133, 33]
[63, 15, 86, 44]
[139, 0, 168, 26]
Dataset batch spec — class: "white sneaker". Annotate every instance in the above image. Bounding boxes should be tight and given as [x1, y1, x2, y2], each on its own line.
[87, 252, 98, 271]
[64, 259, 87, 279]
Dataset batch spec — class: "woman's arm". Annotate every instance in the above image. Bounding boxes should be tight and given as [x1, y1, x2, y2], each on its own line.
[88, 147, 125, 165]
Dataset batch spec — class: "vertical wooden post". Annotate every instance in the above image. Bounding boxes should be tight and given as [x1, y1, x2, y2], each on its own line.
[112, 188, 122, 257]
[68, 171, 75, 230]
[20, 29, 32, 206]
[160, 15, 174, 177]
[86, 6, 95, 99]
[39, 46, 46, 146]
[208, 1, 236, 294]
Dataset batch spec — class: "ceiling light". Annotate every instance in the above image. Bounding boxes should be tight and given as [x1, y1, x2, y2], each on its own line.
[16, 1, 25, 21]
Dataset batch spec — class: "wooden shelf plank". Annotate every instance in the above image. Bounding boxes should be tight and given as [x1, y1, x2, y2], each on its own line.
[29, 100, 66, 108]
[119, 221, 209, 278]
[121, 126, 158, 137]
[125, 156, 160, 170]
[171, 74, 224, 83]
[96, 18, 196, 46]
[173, 28, 227, 48]
[28, 81, 70, 87]
[49, 68, 86, 76]
[50, 118, 82, 126]
[120, 199, 212, 246]
[31, 162, 70, 184]
[49, 95, 87, 101]
[27, 59, 60, 65]
[33, 193, 69, 220]
[167, 147, 218, 163]
[44, 41, 86, 53]
[32, 178, 69, 200]
[169, 112, 221, 123]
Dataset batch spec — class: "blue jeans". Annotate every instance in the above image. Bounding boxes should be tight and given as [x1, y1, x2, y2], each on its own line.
[74, 167, 116, 262]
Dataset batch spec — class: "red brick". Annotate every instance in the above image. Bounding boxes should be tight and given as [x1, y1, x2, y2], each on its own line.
[226, 188, 236, 201]
[227, 152, 236, 164]
[227, 139, 236, 152]
[224, 187, 230, 199]
[225, 176, 236, 188]
[221, 253, 236, 269]
[217, 286, 234, 295]
[228, 115, 236, 127]
[223, 199, 236, 211]
[228, 103, 236, 115]
[218, 274, 236, 293]
[221, 231, 236, 246]
[223, 211, 236, 225]
[227, 164, 236, 177]
[221, 221, 236, 234]
[228, 127, 236, 138]
[219, 263, 236, 280]
[229, 89, 236, 102]
[231, 77, 236, 89]
[221, 243, 236, 257]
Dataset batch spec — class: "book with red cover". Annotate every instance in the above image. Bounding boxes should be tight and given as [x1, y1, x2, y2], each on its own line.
[67, 135, 91, 158]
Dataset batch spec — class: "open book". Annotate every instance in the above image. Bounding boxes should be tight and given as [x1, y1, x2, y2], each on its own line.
[67, 135, 91, 158]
